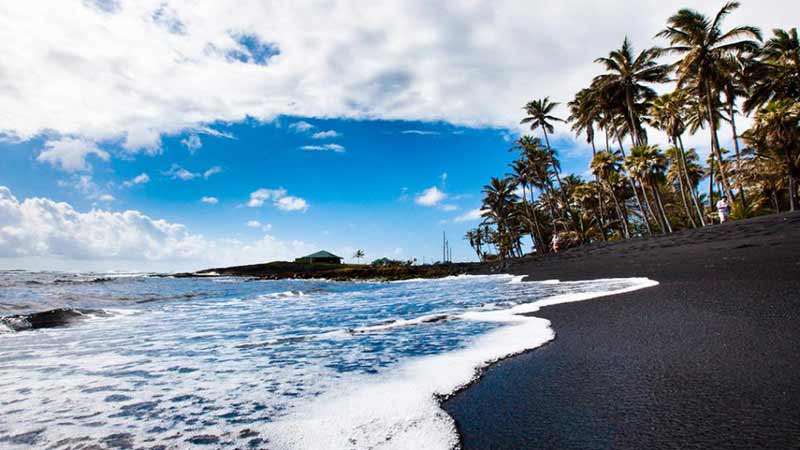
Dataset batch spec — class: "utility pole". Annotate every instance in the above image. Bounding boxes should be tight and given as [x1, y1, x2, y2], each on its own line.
[442, 231, 446, 263]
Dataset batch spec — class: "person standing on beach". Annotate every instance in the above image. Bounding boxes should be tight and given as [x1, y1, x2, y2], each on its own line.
[551, 234, 561, 253]
[716, 196, 730, 223]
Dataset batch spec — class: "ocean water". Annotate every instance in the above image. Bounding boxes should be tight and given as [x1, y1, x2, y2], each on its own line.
[0, 271, 657, 449]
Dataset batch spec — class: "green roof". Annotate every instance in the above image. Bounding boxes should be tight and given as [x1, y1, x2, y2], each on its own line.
[299, 250, 342, 259]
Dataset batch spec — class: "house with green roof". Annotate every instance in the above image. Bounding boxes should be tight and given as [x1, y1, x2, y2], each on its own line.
[294, 250, 343, 264]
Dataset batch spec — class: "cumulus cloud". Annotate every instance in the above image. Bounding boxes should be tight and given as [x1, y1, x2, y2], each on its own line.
[203, 166, 222, 179]
[300, 144, 345, 153]
[0, 186, 312, 271]
[98, 194, 115, 202]
[415, 186, 446, 207]
[247, 187, 308, 211]
[123, 173, 150, 187]
[454, 207, 486, 223]
[289, 121, 315, 133]
[201, 196, 219, 204]
[165, 164, 199, 180]
[181, 134, 202, 153]
[36, 138, 109, 172]
[164, 164, 220, 181]
[246, 220, 272, 231]
[311, 130, 341, 139]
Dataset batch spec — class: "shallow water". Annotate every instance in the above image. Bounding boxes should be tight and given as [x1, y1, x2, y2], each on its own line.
[0, 271, 656, 449]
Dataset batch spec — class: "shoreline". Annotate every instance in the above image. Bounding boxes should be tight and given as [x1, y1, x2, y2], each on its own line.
[443, 211, 800, 449]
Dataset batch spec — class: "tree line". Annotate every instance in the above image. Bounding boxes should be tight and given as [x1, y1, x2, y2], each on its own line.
[466, 2, 799, 261]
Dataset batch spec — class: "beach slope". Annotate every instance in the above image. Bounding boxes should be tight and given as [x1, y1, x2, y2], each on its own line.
[444, 212, 800, 450]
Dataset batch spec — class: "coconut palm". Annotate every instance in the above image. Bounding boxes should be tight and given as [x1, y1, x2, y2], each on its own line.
[353, 249, 365, 263]
[508, 158, 547, 254]
[521, 97, 567, 193]
[568, 88, 600, 155]
[593, 37, 670, 147]
[741, 100, 800, 210]
[591, 150, 631, 238]
[626, 145, 673, 232]
[649, 91, 706, 225]
[656, 1, 762, 208]
[745, 27, 800, 112]
[481, 177, 521, 259]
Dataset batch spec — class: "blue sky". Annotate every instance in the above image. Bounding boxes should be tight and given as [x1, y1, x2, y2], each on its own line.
[0, 115, 595, 269]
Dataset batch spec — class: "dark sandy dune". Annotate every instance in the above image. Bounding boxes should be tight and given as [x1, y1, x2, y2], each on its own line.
[445, 212, 800, 450]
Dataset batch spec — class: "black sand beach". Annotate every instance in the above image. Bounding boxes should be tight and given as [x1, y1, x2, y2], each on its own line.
[445, 212, 800, 449]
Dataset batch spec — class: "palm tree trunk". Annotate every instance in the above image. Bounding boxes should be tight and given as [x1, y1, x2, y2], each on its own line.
[607, 183, 629, 239]
[705, 82, 736, 203]
[638, 180, 662, 233]
[652, 184, 673, 233]
[625, 88, 642, 146]
[521, 185, 546, 254]
[677, 136, 706, 226]
[672, 137, 696, 228]
[615, 131, 651, 235]
[728, 101, 747, 210]
[542, 128, 567, 195]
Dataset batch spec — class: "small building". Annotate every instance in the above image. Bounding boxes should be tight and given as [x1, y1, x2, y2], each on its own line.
[294, 250, 343, 265]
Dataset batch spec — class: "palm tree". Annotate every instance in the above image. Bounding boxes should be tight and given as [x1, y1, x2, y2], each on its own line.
[353, 249, 365, 263]
[591, 150, 630, 238]
[508, 157, 547, 254]
[665, 146, 697, 227]
[521, 97, 567, 193]
[657, 1, 762, 209]
[568, 88, 600, 155]
[649, 91, 706, 225]
[593, 37, 670, 147]
[464, 229, 484, 261]
[626, 145, 673, 232]
[741, 100, 800, 210]
[481, 177, 521, 259]
[745, 28, 800, 113]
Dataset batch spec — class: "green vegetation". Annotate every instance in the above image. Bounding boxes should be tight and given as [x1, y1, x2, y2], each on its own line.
[467, 2, 800, 260]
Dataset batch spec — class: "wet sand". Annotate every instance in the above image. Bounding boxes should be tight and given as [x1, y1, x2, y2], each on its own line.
[445, 212, 800, 449]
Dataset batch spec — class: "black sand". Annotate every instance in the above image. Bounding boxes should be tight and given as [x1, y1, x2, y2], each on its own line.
[444, 212, 800, 450]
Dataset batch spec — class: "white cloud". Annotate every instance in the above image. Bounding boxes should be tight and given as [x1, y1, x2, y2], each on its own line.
[57, 174, 115, 202]
[300, 144, 345, 153]
[0, 186, 312, 271]
[401, 130, 440, 136]
[165, 164, 199, 180]
[289, 121, 315, 133]
[203, 166, 222, 179]
[201, 196, 219, 204]
[311, 130, 341, 139]
[415, 186, 446, 207]
[440, 204, 458, 212]
[247, 187, 308, 211]
[0, 1, 795, 159]
[454, 207, 486, 223]
[181, 133, 202, 153]
[36, 138, 109, 172]
[275, 195, 308, 211]
[123, 173, 150, 187]
[246, 220, 272, 231]
[164, 164, 220, 181]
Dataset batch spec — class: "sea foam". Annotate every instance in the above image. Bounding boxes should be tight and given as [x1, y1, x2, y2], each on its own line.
[260, 277, 659, 450]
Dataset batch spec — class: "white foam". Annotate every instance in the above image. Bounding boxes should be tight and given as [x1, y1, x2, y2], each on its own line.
[350, 313, 451, 334]
[260, 277, 659, 450]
